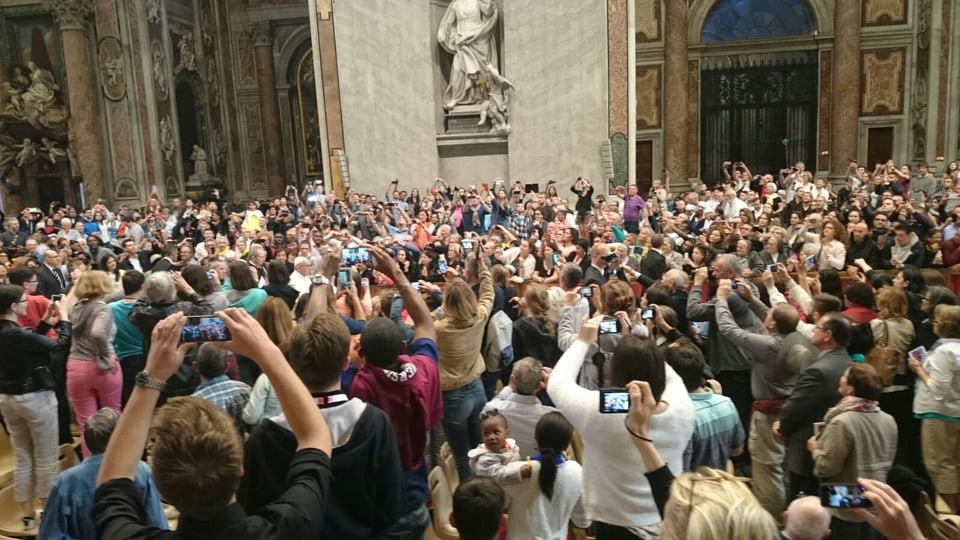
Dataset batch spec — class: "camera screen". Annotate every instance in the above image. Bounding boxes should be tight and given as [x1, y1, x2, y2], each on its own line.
[598, 318, 619, 334]
[580, 286, 592, 297]
[462, 239, 474, 251]
[821, 484, 872, 509]
[180, 316, 232, 343]
[641, 308, 655, 320]
[338, 269, 351, 290]
[342, 248, 371, 266]
[599, 390, 631, 413]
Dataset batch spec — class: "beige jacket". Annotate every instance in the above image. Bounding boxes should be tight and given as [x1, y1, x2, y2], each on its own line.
[436, 268, 494, 391]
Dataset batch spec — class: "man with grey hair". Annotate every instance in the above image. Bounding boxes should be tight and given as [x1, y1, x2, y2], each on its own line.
[247, 243, 267, 285]
[782, 496, 831, 539]
[39, 408, 168, 539]
[482, 357, 557, 457]
[192, 343, 251, 434]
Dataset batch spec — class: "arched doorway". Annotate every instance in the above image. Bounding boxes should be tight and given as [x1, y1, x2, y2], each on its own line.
[698, 0, 820, 178]
[286, 44, 323, 185]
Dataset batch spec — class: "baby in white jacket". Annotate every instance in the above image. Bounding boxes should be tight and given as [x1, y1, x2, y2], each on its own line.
[468, 410, 531, 484]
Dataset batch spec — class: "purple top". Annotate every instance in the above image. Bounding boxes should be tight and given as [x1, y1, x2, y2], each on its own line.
[622, 194, 646, 222]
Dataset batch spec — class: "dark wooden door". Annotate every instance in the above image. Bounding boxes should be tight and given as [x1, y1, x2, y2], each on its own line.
[867, 127, 894, 168]
[636, 140, 653, 195]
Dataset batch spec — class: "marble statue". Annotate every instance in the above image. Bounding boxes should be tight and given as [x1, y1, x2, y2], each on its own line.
[191, 145, 209, 179]
[146, 0, 161, 24]
[176, 33, 197, 73]
[151, 43, 169, 101]
[15, 138, 38, 167]
[437, 0, 507, 110]
[160, 116, 176, 165]
[212, 128, 226, 166]
[40, 137, 66, 164]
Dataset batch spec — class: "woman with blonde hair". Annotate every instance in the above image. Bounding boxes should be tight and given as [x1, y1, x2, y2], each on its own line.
[435, 254, 494, 480]
[512, 284, 562, 370]
[66, 270, 121, 457]
[242, 297, 294, 426]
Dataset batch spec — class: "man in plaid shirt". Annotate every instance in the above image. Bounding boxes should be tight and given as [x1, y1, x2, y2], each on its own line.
[191, 343, 251, 433]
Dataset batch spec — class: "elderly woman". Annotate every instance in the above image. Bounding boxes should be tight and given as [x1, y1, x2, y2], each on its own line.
[435, 254, 494, 480]
[809, 363, 897, 538]
[0, 285, 71, 530]
[909, 304, 960, 513]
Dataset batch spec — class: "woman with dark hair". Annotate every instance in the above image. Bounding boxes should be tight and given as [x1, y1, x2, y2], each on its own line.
[262, 261, 299, 309]
[895, 266, 927, 323]
[0, 285, 71, 530]
[841, 282, 876, 323]
[97, 253, 122, 292]
[817, 269, 844, 301]
[226, 261, 267, 316]
[506, 411, 589, 539]
[180, 264, 227, 311]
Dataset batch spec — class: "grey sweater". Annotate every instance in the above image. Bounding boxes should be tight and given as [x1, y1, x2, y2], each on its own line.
[69, 300, 114, 370]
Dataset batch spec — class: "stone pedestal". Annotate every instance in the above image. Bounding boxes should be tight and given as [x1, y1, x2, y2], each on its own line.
[830, 2, 861, 175]
[663, 0, 689, 182]
[46, 0, 105, 202]
[444, 105, 487, 134]
[250, 24, 285, 196]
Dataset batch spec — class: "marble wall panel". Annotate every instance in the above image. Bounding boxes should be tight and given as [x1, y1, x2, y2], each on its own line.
[636, 0, 661, 42]
[818, 50, 832, 171]
[936, 0, 951, 157]
[504, 0, 608, 186]
[241, 101, 267, 190]
[608, 0, 628, 136]
[861, 48, 906, 116]
[333, 0, 438, 192]
[235, 32, 257, 87]
[687, 59, 699, 178]
[863, 0, 909, 26]
[636, 65, 661, 129]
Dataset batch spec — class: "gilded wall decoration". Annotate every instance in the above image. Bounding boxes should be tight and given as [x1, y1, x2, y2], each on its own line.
[636, 65, 661, 129]
[151, 41, 169, 101]
[861, 48, 905, 116]
[911, 0, 932, 158]
[98, 36, 125, 101]
[863, 0, 908, 26]
[636, 0, 661, 43]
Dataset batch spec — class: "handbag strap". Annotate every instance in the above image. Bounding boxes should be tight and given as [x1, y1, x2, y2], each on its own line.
[878, 320, 890, 348]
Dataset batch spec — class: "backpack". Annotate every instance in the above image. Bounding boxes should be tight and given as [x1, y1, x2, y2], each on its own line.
[482, 310, 514, 373]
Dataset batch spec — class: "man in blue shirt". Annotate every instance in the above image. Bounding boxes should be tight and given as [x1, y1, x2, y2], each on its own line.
[40, 408, 168, 539]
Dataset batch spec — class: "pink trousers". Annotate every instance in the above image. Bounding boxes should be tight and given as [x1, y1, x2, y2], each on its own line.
[67, 359, 122, 457]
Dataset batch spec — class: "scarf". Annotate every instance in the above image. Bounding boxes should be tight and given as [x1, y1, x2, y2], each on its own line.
[823, 395, 879, 425]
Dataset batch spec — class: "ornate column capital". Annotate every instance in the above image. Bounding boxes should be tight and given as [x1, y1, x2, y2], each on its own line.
[42, 0, 95, 30]
[247, 23, 274, 47]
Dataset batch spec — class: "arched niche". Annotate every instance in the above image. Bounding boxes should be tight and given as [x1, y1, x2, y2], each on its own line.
[174, 71, 207, 177]
[688, 0, 834, 45]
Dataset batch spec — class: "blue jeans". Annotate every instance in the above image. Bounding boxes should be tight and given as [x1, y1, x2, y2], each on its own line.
[441, 378, 486, 480]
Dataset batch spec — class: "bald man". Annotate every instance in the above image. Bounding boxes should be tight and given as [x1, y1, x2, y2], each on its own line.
[782, 495, 830, 539]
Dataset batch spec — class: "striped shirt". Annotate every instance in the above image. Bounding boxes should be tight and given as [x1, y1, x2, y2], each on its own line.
[683, 390, 746, 470]
[193, 375, 251, 433]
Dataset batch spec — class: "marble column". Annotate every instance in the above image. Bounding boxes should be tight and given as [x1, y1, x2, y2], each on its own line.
[830, 1, 861, 175]
[45, 0, 105, 201]
[663, 0, 689, 183]
[249, 23, 285, 196]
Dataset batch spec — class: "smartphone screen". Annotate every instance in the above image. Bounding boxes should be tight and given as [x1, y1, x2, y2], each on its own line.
[462, 239, 474, 251]
[437, 257, 448, 274]
[338, 268, 351, 291]
[599, 388, 631, 413]
[768, 264, 778, 274]
[580, 286, 593, 298]
[180, 316, 232, 343]
[908, 346, 927, 363]
[641, 308, 655, 320]
[342, 247, 370, 266]
[820, 484, 872, 508]
[805, 255, 816, 270]
[598, 316, 621, 335]
[553, 253, 562, 266]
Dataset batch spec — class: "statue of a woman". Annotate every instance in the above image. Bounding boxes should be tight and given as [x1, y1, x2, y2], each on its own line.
[437, 0, 502, 110]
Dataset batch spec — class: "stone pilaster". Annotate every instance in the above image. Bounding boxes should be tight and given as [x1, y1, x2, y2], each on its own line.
[663, 0, 688, 182]
[43, 0, 106, 201]
[248, 23, 284, 196]
[830, 1, 861, 174]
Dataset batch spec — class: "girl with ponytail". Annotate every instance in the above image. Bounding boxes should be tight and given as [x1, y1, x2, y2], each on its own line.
[505, 411, 590, 539]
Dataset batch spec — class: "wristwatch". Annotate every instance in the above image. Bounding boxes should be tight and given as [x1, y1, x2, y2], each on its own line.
[312, 275, 330, 286]
[134, 371, 167, 392]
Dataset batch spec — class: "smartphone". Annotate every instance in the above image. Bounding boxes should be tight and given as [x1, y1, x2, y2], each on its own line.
[462, 239, 475, 251]
[206, 271, 214, 280]
[341, 247, 371, 266]
[813, 421, 825, 438]
[411, 281, 421, 291]
[820, 484, 872, 509]
[437, 255, 448, 274]
[599, 316, 621, 335]
[768, 264, 779, 274]
[553, 253, 562, 266]
[731, 281, 739, 290]
[51, 294, 62, 303]
[599, 388, 631, 414]
[641, 307, 655, 320]
[180, 315, 232, 343]
[580, 286, 593, 298]
[632, 246, 643, 256]
[908, 346, 927, 363]
[805, 255, 816, 270]
[338, 268, 351, 291]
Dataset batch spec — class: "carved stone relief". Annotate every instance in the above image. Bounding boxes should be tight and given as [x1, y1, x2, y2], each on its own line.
[861, 48, 906, 116]
[41, 0, 94, 28]
[151, 41, 169, 101]
[160, 115, 176, 165]
[207, 57, 220, 108]
[862, 0, 908, 26]
[635, 65, 661, 129]
[114, 177, 139, 200]
[145, 0, 162, 25]
[165, 176, 180, 196]
[236, 33, 257, 86]
[912, 0, 931, 158]
[174, 32, 198, 74]
[98, 36, 125, 101]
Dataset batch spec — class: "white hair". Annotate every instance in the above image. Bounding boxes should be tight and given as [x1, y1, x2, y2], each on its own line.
[783, 496, 830, 540]
[144, 272, 177, 303]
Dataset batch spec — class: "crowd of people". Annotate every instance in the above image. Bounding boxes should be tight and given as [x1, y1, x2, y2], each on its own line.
[0, 160, 957, 539]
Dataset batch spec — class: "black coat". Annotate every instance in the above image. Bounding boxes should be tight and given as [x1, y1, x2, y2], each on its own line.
[37, 264, 68, 299]
[639, 250, 667, 281]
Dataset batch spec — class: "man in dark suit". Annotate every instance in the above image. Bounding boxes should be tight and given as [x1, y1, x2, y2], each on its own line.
[149, 243, 179, 273]
[638, 233, 667, 281]
[582, 243, 609, 287]
[37, 249, 68, 298]
[776, 313, 852, 501]
[118, 239, 153, 273]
